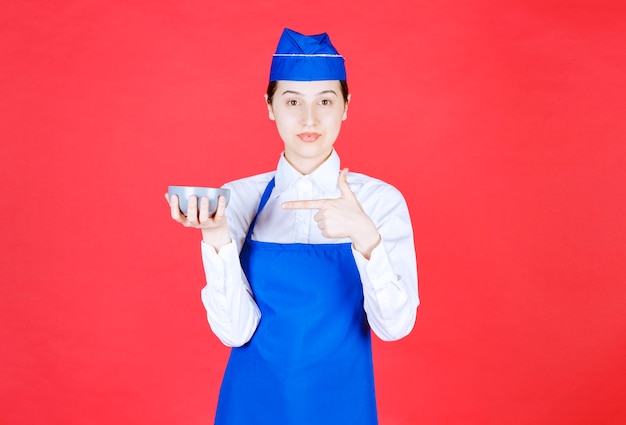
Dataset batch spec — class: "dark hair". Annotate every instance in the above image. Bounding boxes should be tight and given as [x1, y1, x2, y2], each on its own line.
[266, 80, 350, 104]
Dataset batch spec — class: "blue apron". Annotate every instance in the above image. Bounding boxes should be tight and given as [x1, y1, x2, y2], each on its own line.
[214, 178, 378, 425]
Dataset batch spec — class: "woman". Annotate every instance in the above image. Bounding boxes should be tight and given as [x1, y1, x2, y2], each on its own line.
[167, 28, 419, 425]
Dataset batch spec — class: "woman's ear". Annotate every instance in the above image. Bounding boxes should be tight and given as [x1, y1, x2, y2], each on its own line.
[264, 94, 275, 120]
[342, 93, 351, 121]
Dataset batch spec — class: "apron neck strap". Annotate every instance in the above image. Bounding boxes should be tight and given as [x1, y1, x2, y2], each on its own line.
[246, 177, 276, 240]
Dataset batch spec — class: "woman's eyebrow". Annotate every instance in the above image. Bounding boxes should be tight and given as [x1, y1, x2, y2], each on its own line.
[280, 90, 338, 96]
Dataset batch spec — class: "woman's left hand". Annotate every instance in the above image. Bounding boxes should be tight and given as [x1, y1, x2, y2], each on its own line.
[281, 168, 381, 259]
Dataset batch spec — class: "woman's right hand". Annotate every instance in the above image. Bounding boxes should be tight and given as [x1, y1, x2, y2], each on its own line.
[165, 193, 232, 250]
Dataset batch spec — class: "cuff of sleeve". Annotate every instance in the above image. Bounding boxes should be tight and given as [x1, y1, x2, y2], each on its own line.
[352, 242, 397, 289]
[353, 242, 398, 319]
[201, 240, 239, 291]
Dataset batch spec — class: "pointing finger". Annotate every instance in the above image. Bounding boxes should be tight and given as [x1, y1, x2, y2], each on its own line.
[282, 199, 326, 210]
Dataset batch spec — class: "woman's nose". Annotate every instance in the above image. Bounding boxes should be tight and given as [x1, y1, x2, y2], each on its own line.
[302, 105, 318, 126]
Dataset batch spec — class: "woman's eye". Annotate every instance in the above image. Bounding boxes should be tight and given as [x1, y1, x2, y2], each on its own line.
[287, 99, 299, 106]
[320, 99, 332, 106]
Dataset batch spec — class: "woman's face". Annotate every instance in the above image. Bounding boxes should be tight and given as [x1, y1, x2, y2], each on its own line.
[266, 80, 349, 175]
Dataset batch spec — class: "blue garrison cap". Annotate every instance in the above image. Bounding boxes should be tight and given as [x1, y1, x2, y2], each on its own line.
[269, 28, 346, 81]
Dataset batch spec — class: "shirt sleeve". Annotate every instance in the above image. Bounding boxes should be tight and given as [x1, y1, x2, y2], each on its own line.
[200, 240, 261, 347]
[352, 184, 419, 341]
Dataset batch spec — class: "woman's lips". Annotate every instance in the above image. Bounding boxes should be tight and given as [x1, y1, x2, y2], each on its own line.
[298, 132, 320, 142]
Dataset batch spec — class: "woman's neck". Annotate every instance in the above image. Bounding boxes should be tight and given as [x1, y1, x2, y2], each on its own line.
[283, 150, 333, 175]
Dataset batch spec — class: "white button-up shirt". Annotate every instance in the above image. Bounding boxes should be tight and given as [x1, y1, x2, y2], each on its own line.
[201, 150, 419, 346]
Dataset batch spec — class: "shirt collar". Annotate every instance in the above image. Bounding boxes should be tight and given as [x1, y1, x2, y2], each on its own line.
[274, 150, 341, 195]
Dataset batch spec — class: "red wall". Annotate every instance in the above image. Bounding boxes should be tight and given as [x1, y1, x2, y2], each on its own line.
[1, 1, 625, 424]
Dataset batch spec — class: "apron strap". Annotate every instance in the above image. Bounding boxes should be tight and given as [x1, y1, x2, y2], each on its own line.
[245, 177, 276, 241]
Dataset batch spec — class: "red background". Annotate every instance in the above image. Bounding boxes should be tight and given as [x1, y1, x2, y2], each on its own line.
[1, 1, 625, 424]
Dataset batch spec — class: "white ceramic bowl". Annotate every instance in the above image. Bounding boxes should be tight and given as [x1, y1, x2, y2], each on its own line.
[167, 186, 230, 216]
